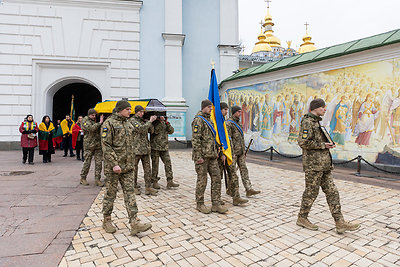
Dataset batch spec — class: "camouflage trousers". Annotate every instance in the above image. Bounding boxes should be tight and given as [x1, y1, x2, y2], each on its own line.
[195, 158, 221, 205]
[133, 154, 152, 188]
[103, 171, 138, 222]
[218, 158, 240, 199]
[299, 170, 344, 222]
[151, 150, 173, 182]
[236, 153, 252, 191]
[80, 148, 102, 180]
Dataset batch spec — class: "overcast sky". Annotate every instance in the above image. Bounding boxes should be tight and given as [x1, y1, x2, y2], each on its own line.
[239, 0, 400, 54]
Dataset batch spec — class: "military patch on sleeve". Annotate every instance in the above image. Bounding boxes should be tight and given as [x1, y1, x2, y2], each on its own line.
[102, 127, 108, 138]
[84, 122, 88, 126]
[193, 125, 199, 133]
[302, 129, 308, 139]
[134, 122, 139, 127]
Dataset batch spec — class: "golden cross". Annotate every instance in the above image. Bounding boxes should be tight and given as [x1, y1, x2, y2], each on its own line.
[304, 22, 309, 33]
[259, 20, 264, 30]
[265, 0, 272, 8]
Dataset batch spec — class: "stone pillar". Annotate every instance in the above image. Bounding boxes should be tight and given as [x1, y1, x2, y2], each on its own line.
[163, 0, 188, 140]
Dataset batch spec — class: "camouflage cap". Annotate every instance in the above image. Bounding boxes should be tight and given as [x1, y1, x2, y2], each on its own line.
[88, 108, 97, 115]
[134, 105, 144, 113]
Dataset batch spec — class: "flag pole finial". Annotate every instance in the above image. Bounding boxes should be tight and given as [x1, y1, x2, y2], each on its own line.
[211, 59, 215, 69]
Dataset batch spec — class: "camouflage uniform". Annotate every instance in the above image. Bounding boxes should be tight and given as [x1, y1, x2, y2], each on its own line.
[129, 115, 154, 188]
[101, 113, 138, 222]
[150, 120, 174, 182]
[192, 111, 222, 205]
[80, 116, 103, 181]
[298, 112, 344, 222]
[226, 116, 253, 191]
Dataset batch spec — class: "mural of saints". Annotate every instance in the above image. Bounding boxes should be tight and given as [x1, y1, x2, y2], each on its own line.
[282, 94, 291, 134]
[261, 94, 273, 139]
[330, 95, 349, 146]
[273, 95, 283, 134]
[354, 94, 378, 146]
[288, 95, 301, 142]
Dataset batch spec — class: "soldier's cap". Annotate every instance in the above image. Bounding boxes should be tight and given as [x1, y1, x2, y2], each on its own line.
[201, 100, 213, 110]
[309, 98, 326, 111]
[88, 108, 97, 116]
[231, 106, 242, 115]
[220, 102, 228, 110]
[115, 100, 131, 113]
[134, 105, 144, 113]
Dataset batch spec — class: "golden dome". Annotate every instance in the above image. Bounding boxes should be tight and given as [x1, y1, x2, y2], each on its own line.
[252, 29, 272, 54]
[262, 7, 281, 47]
[298, 32, 316, 53]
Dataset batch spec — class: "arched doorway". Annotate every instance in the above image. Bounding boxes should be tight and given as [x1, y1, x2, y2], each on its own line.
[52, 83, 102, 122]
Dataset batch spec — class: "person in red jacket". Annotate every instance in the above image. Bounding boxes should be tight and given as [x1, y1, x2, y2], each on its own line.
[72, 116, 84, 161]
[19, 114, 39, 164]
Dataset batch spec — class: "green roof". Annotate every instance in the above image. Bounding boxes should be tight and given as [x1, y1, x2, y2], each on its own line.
[222, 29, 400, 84]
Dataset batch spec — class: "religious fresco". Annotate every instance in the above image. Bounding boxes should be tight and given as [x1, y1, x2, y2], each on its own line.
[223, 58, 400, 166]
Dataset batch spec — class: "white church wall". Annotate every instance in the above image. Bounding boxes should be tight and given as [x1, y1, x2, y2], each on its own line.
[0, 0, 142, 144]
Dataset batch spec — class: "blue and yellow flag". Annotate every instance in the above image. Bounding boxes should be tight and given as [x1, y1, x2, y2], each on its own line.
[208, 68, 233, 165]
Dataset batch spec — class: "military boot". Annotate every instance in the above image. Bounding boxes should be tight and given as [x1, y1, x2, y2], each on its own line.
[211, 204, 228, 214]
[152, 181, 161, 189]
[134, 187, 141, 195]
[95, 180, 104, 187]
[336, 220, 360, 234]
[80, 178, 89, 186]
[130, 218, 152, 236]
[246, 188, 261, 197]
[196, 204, 211, 214]
[145, 187, 158, 196]
[296, 217, 318, 231]
[102, 216, 116, 233]
[167, 180, 179, 189]
[233, 197, 249, 206]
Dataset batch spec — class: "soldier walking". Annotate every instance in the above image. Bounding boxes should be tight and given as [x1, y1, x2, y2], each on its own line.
[297, 98, 360, 234]
[101, 100, 152, 236]
[150, 116, 180, 189]
[219, 102, 248, 206]
[129, 105, 158, 196]
[192, 100, 228, 214]
[79, 108, 104, 186]
[226, 106, 261, 197]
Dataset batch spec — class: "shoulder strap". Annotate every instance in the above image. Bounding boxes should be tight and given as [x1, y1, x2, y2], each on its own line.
[227, 120, 243, 136]
[195, 115, 216, 137]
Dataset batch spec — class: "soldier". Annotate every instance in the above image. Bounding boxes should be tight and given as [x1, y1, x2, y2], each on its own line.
[297, 98, 360, 234]
[150, 116, 180, 189]
[79, 109, 104, 186]
[129, 105, 158, 196]
[101, 100, 152, 236]
[226, 106, 261, 197]
[219, 102, 248, 206]
[192, 99, 228, 214]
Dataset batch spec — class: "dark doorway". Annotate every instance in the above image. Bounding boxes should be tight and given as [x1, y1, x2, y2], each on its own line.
[53, 83, 102, 122]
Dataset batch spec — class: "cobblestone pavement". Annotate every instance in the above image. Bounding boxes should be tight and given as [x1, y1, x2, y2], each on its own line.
[59, 150, 400, 267]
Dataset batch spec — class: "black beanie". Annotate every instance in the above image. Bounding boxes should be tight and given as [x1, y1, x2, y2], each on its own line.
[201, 100, 213, 110]
[220, 102, 228, 110]
[309, 98, 326, 111]
[88, 108, 97, 115]
[114, 100, 131, 113]
[134, 105, 144, 113]
[231, 106, 241, 115]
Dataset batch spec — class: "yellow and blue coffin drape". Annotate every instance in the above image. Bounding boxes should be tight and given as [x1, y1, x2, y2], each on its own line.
[208, 68, 233, 165]
[94, 99, 167, 119]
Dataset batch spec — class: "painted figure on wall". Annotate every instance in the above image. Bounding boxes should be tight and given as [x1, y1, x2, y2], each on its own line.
[390, 89, 400, 145]
[282, 94, 291, 134]
[273, 95, 283, 134]
[330, 95, 349, 146]
[288, 95, 301, 143]
[261, 94, 273, 139]
[354, 93, 378, 146]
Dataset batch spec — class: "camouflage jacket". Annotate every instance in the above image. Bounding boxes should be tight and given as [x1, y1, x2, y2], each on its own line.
[226, 116, 245, 156]
[298, 112, 333, 171]
[150, 120, 174, 151]
[191, 111, 218, 161]
[129, 115, 154, 155]
[81, 116, 102, 150]
[101, 113, 135, 174]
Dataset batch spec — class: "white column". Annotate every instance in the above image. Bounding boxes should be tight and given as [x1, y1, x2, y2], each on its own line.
[162, 0, 186, 106]
[219, 0, 240, 81]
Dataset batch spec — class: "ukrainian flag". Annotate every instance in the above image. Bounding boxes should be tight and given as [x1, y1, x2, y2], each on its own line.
[208, 68, 233, 166]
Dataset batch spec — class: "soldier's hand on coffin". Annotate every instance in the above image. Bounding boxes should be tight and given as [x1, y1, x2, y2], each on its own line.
[160, 116, 165, 121]
[100, 115, 104, 124]
[220, 155, 226, 163]
[149, 115, 157, 122]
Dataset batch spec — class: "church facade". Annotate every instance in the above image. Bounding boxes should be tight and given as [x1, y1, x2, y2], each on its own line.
[0, 0, 240, 148]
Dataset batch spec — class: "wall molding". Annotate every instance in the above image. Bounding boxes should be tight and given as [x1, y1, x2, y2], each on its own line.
[4, 0, 143, 10]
